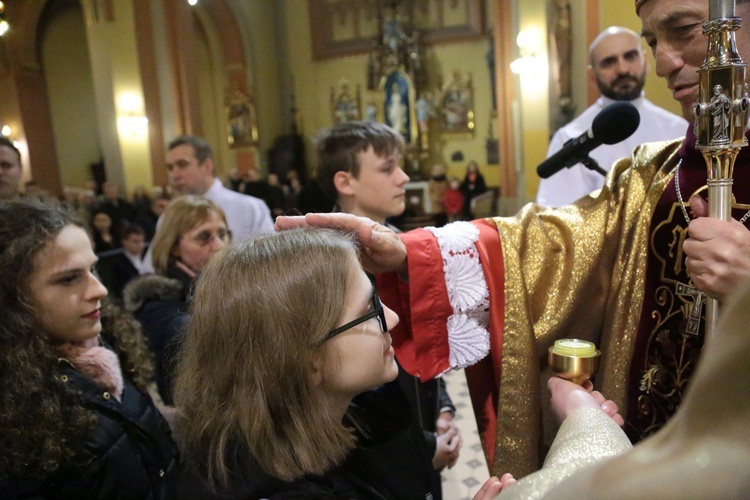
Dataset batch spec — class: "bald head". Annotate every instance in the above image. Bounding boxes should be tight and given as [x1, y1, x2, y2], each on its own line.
[589, 27, 642, 66]
[588, 26, 647, 101]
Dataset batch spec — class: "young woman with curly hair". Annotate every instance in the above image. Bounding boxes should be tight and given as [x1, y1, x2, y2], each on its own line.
[0, 198, 182, 497]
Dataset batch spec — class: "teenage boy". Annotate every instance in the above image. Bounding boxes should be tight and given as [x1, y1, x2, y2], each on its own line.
[316, 121, 460, 498]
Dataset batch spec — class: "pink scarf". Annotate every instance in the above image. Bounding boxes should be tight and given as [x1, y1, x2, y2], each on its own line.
[56, 343, 124, 401]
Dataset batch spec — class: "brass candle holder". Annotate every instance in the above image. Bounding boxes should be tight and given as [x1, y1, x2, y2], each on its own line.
[548, 339, 601, 385]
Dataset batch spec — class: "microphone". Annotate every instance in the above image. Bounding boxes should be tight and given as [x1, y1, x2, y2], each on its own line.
[537, 101, 641, 179]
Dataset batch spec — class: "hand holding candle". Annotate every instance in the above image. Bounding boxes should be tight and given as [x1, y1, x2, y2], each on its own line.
[548, 339, 601, 385]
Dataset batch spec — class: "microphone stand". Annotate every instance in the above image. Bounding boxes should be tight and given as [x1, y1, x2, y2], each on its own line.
[579, 156, 607, 177]
[693, 0, 750, 338]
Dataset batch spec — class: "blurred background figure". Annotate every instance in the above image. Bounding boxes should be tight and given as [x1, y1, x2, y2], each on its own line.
[124, 196, 229, 405]
[112, 224, 148, 295]
[428, 164, 449, 227]
[95, 181, 135, 230]
[444, 176, 465, 223]
[90, 209, 119, 254]
[135, 195, 170, 243]
[0, 137, 23, 199]
[284, 175, 303, 212]
[131, 185, 152, 221]
[266, 173, 286, 218]
[459, 160, 486, 219]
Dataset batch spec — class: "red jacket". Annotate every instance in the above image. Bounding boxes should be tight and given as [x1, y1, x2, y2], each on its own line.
[443, 189, 464, 215]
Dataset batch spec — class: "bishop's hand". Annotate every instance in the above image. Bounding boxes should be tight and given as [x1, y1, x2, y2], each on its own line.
[684, 195, 750, 301]
[275, 213, 407, 275]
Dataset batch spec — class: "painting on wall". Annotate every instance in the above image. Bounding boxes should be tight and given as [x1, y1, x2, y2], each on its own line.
[225, 89, 258, 148]
[440, 71, 475, 137]
[330, 78, 361, 124]
[378, 69, 417, 144]
[308, 0, 486, 60]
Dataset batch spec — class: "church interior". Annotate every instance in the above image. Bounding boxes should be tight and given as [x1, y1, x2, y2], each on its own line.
[0, 0, 679, 209]
[0, 1, 693, 497]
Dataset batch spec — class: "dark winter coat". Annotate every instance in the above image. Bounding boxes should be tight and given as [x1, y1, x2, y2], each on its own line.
[2, 361, 180, 499]
[224, 382, 435, 499]
[123, 264, 193, 405]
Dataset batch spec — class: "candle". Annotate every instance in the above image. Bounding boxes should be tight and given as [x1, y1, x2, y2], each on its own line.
[550, 339, 598, 358]
[548, 338, 601, 385]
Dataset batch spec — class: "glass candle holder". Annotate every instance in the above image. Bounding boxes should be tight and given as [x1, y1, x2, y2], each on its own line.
[548, 339, 601, 385]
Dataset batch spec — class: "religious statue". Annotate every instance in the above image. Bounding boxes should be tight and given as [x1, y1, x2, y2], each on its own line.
[388, 82, 407, 134]
[416, 92, 435, 132]
[709, 84, 732, 144]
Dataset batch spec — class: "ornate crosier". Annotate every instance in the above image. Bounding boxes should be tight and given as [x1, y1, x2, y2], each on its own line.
[691, 0, 750, 337]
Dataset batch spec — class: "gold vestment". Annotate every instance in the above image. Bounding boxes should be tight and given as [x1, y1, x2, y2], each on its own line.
[489, 139, 681, 476]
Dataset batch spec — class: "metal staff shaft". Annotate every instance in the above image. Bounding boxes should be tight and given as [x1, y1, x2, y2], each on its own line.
[705, 162, 736, 336]
[693, 0, 749, 338]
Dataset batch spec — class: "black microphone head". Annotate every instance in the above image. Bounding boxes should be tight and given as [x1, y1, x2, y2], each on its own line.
[591, 101, 640, 145]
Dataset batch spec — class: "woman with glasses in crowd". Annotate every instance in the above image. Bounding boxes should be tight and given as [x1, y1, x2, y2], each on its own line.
[173, 228, 451, 498]
[123, 195, 230, 405]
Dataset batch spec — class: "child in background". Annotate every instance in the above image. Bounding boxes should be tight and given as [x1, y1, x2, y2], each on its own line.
[443, 176, 465, 223]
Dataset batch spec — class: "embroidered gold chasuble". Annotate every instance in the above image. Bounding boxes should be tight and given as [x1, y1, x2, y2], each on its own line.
[385, 129, 750, 478]
[487, 139, 682, 475]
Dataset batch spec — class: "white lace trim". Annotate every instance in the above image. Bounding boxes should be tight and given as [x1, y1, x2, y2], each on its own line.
[426, 222, 491, 370]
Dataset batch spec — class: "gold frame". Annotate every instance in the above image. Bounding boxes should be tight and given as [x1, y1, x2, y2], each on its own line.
[308, 0, 486, 60]
[330, 78, 362, 123]
[440, 71, 475, 137]
[225, 89, 258, 148]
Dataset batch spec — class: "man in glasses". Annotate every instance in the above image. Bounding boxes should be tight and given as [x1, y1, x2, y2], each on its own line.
[315, 121, 459, 499]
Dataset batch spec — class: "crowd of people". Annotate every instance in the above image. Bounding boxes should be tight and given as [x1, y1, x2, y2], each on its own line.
[2, 0, 750, 497]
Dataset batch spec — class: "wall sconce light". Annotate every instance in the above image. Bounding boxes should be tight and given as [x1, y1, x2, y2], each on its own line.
[1, 124, 11, 137]
[117, 113, 149, 137]
[510, 30, 542, 75]
[0, 1, 10, 37]
[187, 0, 198, 5]
[117, 93, 149, 138]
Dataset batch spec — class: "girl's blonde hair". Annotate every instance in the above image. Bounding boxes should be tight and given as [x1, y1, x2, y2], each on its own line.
[150, 195, 226, 275]
[173, 228, 359, 487]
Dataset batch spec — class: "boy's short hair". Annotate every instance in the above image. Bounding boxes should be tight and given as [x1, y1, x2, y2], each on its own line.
[121, 223, 146, 240]
[314, 121, 405, 200]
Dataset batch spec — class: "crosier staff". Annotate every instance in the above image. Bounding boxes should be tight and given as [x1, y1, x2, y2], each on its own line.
[693, 0, 750, 337]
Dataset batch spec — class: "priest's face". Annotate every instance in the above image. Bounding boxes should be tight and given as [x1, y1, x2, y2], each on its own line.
[590, 31, 647, 101]
[640, 0, 750, 121]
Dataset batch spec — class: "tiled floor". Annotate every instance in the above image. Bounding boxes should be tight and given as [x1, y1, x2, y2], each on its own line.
[439, 369, 491, 500]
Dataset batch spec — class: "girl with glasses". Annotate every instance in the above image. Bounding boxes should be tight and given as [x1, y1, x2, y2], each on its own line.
[174, 228, 448, 498]
[124, 195, 229, 405]
[0, 198, 182, 497]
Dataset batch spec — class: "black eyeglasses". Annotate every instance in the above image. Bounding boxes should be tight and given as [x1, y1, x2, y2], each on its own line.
[324, 287, 388, 341]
